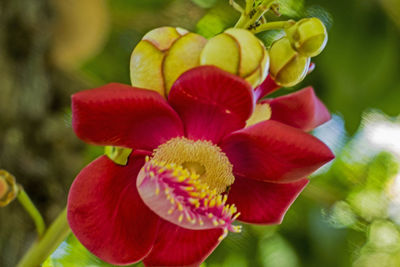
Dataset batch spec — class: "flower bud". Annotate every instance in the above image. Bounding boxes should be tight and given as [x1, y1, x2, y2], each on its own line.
[0, 170, 19, 207]
[285, 17, 328, 57]
[105, 146, 132, 166]
[130, 27, 207, 97]
[269, 37, 310, 87]
[200, 28, 269, 88]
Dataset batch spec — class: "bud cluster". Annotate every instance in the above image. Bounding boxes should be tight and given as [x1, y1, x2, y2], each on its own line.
[130, 15, 327, 95]
[269, 18, 328, 87]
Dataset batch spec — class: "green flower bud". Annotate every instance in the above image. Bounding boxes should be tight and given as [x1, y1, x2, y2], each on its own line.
[200, 28, 269, 88]
[130, 27, 207, 97]
[0, 170, 19, 207]
[105, 146, 132, 166]
[285, 17, 328, 57]
[269, 37, 310, 87]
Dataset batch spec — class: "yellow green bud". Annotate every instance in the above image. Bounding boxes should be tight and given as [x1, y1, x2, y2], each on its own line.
[200, 28, 269, 88]
[285, 17, 328, 57]
[130, 27, 207, 97]
[269, 37, 310, 87]
[105, 146, 132, 166]
[0, 170, 19, 207]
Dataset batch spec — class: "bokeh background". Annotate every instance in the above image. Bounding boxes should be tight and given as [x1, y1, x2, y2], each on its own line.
[1, 0, 400, 266]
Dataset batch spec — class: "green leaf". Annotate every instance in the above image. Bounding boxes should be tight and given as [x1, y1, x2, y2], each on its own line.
[196, 2, 238, 38]
[256, 29, 285, 48]
[43, 234, 142, 267]
[275, 0, 305, 18]
[191, 0, 217, 9]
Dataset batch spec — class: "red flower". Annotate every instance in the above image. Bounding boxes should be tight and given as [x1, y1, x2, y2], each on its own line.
[67, 66, 334, 266]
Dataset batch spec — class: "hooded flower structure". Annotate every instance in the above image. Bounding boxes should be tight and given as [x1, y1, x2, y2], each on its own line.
[68, 66, 334, 266]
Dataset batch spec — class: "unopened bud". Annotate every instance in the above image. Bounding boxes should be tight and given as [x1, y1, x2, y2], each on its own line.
[200, 28, 269, 88]
[130, 26, 207, 97]
[105, 146, 132, 166]
[285, 17, 328, 57]
[0, 170, 19, 207]
[269, 37, 310, 87]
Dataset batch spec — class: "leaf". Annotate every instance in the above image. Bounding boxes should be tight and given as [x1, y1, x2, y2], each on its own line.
[191, 0, 217, 9]
[275, 0, 305, 18]
[196, 2, 238, 38]
[43, 234, 142, 267]
[256, 29, 285, 48]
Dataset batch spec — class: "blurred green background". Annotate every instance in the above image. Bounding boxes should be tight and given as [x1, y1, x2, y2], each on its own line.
[1, 0, 400, 266]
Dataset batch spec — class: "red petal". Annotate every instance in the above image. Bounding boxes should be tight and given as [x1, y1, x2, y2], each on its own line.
[67, 155, 159, 265]
[221, 120, 334, 183]
[253, 75, 280, 101]
[168, 66, 254, 144]
[72, 83, 184, 150]
[228, 176, 308, 224]
[143, 219, 223, 267]
[264, 87, 331, 131]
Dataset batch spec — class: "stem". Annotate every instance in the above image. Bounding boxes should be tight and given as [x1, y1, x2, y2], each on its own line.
[245, 0, 253, 14]
[251, 20, 292, 34]
[17, 187, 46, 238]
[17, 208, 71, 267]
[229, 0, 244, 13]
[235, 0, 277, 29]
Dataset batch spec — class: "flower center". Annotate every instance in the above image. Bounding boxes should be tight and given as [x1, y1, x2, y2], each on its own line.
[152, 137, 235, 194]
[136, 137, 240, 237]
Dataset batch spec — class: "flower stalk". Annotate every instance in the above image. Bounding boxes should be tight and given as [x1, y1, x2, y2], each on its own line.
[16, 208, 71, 267]
[235, 0, 278, 30]
[251, 20, 294, 34]
[17, 186, 46, 238]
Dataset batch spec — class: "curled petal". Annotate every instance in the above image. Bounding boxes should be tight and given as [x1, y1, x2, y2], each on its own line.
[253, 75, 280, 102]
[169, 66, 254, 143]
[264, 87, 331, 131]
[137, 159, 240, 233]
[221, 120, 334, 183]
[67, 155, 159, 265]
[143, 219, 223, 267]
[72, 83, 184, 150]
[227, 176, 309, 224]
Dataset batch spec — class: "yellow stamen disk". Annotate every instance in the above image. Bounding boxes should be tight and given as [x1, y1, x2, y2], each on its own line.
[152, 137, 235, 194]
[213, 219, 219, 226]
[178, 214, 184, 222]
[199, 219, 204, 225]
[246, 103, 272, 127]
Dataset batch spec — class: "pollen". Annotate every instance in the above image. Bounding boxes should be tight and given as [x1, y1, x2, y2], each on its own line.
[152, 137, 235, 194]
[137, 157, 241, 235]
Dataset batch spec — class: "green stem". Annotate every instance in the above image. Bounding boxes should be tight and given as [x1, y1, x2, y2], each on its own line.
[17, 208, 71, 267]
[251, 20, 293, 34]
[235, 0, 277, 29]
[17, 187, 46, 238]
[244, 0, 253, 14]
